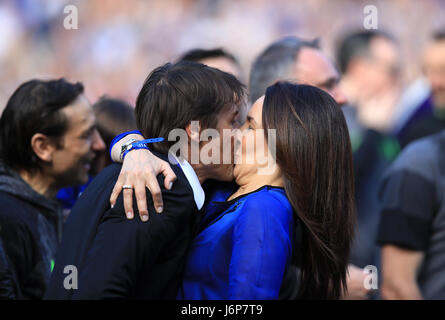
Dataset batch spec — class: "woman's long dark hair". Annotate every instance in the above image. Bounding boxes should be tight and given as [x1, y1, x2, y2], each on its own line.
[262, 82, 355, 299]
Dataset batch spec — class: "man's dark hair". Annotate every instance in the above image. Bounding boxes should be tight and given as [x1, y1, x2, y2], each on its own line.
[93, 96, 136, 148]
[249, 36, 319, 103]
[336, 30, 396, 74]
[0, 79, 84, 171]
[135, 61, 245, 154]
[178, 48, 239, 65]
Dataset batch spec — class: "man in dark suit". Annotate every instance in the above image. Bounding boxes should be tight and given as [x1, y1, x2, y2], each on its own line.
[45, 155, 197, 299]
[44, 61, 245, 299]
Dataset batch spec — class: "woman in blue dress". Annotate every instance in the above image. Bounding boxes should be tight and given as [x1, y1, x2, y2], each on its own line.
[179, 82, 355, 300]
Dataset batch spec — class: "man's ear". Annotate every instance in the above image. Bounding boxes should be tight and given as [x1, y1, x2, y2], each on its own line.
[30, 133, 57, 163]
[185, 122, 200, 143]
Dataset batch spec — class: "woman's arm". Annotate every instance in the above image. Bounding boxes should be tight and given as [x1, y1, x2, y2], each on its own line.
[110, 133, 145, 163]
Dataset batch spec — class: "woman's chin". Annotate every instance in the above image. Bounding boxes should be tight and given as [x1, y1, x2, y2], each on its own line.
[233, 164, 251, 183]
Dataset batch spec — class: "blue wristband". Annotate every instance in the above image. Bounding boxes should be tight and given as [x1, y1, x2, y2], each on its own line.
[122, 137, 165, 161]
[109, 130, 142, 162]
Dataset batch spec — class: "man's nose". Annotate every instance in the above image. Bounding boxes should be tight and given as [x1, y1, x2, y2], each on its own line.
[91, 129, 106, 152]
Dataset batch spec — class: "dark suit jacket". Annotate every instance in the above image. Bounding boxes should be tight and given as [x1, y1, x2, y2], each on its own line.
[44, 152, 199, 299]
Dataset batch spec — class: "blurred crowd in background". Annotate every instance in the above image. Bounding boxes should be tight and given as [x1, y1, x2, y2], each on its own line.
[0, 0, 444, 110]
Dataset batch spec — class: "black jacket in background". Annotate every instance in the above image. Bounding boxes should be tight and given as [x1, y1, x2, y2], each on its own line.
[45, 153, 199, 299]
[0, 162, 62, 299]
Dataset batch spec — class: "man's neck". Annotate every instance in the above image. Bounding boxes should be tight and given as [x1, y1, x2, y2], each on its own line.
[191, 164, 209, 184]
[18, 169, 57, 198]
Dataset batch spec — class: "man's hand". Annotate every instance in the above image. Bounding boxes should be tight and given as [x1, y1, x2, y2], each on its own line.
[342, 264, 371, 300]
[109, 148, 176, 222]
